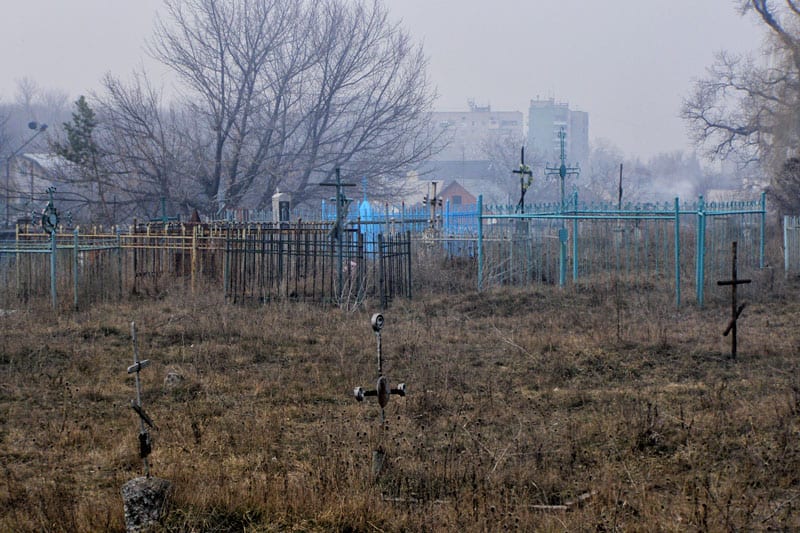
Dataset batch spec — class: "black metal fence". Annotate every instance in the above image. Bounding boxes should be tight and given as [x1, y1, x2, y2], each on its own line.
[0, 224, 412, 311]
[224, 229, 411, 308]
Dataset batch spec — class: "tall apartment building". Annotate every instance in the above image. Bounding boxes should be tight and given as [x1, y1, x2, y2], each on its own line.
[527, 98, 589, 168]
[432, 101, 523, 161]
[408, 102, 523, 204]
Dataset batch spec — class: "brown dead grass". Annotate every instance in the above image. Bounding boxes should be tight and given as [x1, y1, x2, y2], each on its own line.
[2, 274, 800, 531]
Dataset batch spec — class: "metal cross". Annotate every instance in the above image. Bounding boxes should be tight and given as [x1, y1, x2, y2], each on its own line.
[150, 197, 180, 224]
[545, 127, 580, 287]
[319, 167, 356, 242]
[716, 241, 751, 359]
[422, 181, 442, 228]
[512, 146, 533, 214]
[320, 167, 356, 298]
[353, 313, 406, 423]
[41, 187, 59, 234]
[544, 127, 581, 212]
[128, 321, 156, 476]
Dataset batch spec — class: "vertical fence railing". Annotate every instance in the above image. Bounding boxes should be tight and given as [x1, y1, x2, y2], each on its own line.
[784, 214, 800, 276]
[0, 192, 769, 310]
[475, 193, 766, 307]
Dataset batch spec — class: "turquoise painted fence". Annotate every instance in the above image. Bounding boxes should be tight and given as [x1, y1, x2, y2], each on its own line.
[475, 192, 766, 307]
[218, 192, 766, 308]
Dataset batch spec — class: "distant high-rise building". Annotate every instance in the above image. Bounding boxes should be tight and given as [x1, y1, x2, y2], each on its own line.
[527, 98, 589, 168]
[432, 101, 523, 161]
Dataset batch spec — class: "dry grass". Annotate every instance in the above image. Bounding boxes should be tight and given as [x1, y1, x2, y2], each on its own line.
[2, 272, 800, 531]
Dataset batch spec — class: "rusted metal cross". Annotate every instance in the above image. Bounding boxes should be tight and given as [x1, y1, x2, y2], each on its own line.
[353, 313, 406, 424]
[716, 241, 751, 359]
[128, 321, 157, 476]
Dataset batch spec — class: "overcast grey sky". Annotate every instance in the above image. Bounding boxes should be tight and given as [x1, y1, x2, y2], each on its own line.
[0, 0, 766, 159]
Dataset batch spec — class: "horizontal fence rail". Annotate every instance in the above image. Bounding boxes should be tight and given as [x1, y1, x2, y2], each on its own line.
[0, 224, 411, 311]
[0, 191, 768, 311]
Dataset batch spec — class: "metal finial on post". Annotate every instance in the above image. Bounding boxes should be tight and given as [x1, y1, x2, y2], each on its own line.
[128, 321, 156, 476]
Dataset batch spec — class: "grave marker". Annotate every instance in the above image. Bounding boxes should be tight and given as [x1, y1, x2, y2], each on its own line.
[512, 146, 533, 214]
[716, 241, 751, 359]
[353, 313, 407, 478]
[320, 167, 356, 298]
[353, 313, 406, 424]
[127, 321, 156, 476]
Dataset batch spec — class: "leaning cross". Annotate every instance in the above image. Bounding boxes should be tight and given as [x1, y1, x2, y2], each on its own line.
[353, 313, 406, 424]
[512, 146, 533, 214]
[128, 321, 156, 476]
[716, 241, 751, 359]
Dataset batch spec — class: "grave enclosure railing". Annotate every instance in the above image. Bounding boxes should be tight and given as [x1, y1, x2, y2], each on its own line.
[475, 193, 767, 307]
[0, 223, 412, 311]
[0, 192, 768, 311]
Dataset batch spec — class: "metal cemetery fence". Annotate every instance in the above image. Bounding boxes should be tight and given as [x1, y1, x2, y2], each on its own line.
[0, 224, 411, 311]
[476, 193, 766, 307]
[784, 215, 800, 276]
[224, 228, 411, 308]
[0, 191, 767, 311]
[225, 193, 765, 308]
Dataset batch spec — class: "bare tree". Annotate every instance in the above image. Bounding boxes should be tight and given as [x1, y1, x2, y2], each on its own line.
[681, 1, 800, 209]
[142, 0, 439, 215]
[96, 73, 199, 220]
[681, 3, 800, 166]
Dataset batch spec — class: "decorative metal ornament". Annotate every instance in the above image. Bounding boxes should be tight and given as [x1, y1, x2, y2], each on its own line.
[353, 313, 406, 422]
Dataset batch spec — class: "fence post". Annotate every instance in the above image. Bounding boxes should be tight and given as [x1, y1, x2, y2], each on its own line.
[117, 228, 122, 300]
[696, 195, 706, 308]
[378, 232, 386, 310]
[784, 215, 790, 277]
[477, 195, 484, 291]
[674, 197, 681, 308]
[191, 225, 198, 295]
[760, 191, 766, 269]
[50, 228, 57, 310]
[405, 230, 412, 299]
[572, 189, 579, 282]
[15, 223, 20, 298]
[73, 228, 79, 310]
[222, 229, 228, 301]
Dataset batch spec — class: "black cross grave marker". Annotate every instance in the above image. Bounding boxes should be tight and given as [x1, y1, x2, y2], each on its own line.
[319, 167, 356, 242]
[320, 167, 356, 299]
[716, 241, 751, 359]
[512, 146, 533, 214]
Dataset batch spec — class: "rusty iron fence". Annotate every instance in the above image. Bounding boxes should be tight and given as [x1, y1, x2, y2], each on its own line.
[0, 223, 412, 311]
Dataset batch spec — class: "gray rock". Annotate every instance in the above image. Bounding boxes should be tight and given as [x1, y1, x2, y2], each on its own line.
[121, 476, 172, 532]
[163, 372, 184, 389]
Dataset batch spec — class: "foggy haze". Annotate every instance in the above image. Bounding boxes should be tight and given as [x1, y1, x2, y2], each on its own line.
[0, 0, 765, 160]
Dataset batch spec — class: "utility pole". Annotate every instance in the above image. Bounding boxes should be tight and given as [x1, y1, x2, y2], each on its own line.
[5, 121, 48, 228]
